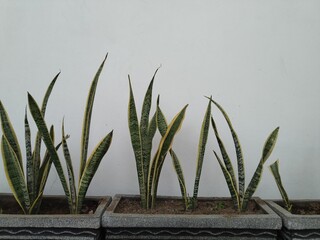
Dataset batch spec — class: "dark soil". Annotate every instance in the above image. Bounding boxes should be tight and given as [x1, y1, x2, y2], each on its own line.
[115, 197, 265, 215]
[0, 196, 100, 214]
[279, 201, 320, 215]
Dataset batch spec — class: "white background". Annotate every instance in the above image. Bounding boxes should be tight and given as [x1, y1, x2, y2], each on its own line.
[0, 0, 319, 200]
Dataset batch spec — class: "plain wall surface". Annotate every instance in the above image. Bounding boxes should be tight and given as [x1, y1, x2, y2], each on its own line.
[0, 0, 319, 199]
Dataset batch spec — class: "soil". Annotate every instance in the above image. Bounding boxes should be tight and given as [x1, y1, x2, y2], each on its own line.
[279, 201, 320, 215]
[0, 196, 100, 214]
[115, 197, 265, 215]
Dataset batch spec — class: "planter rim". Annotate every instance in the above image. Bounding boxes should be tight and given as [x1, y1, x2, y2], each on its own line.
[266, 199, 320, 230]
[102, 194, 282, 229]
[0, 194, 111, 229]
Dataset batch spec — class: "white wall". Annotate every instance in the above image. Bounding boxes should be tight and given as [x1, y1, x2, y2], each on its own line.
[0, 0, 319, 200]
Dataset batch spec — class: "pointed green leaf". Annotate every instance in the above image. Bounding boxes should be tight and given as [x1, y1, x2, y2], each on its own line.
[29, 190, 44, 214]
[25, 107, 35, 203]
[62, 120, 77, 213]
[140, 69, 159, 199]
[128, 76, 146, 207]
[80, 54, 108, 179]
[0, 101, 23, 172]
[140, 68, 158, 136]
[211, 116, 238, 192]
[214, 150, 239, 210]
[151, 105, 188, 207]
[77, 131, 113, 213]
[33, 72, 60, 194]
[37, 126, 58, 192]
[1, 135, 30, 213]
[241, 127, 279, 211]
[147, 149, 158, 209]
[170, 149, 189, 209]
[269, 160, 292, 212]
[209, 98, 245, 200]
[193, 98, 211, 200]
[27, 93, 72, 211]
[156, 97, 168, 136]
[41, 72, 60, 116]
[148, 111, 157, 140]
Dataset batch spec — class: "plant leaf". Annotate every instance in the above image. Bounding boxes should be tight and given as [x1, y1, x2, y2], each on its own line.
[29, 190, 44, 214]
[1, 135, 30, 213]
[241, 127, 279, 211]
[156, 103, 189, 209]
[62, 120, 77, 213]
[156, 96, 168, 136]
[140, 69, 158, 202]
[170, 149, 189, 209]
[128, 76, 146, 207]
[213, 150, 239, 209]
[269, 160, 292, 212]
[27, 93, 72, 211]
[151, 105, 188, 207]
[77, 130, 113, 213]
[80, 54, 108, 179]
[33, 72, 60, 195]
[211, 116, 238, 193]
[25, 107, 34, 203]
[0, 101, 23, 173]
[209, 98, 245, 200]
[193, 98, 211, 200]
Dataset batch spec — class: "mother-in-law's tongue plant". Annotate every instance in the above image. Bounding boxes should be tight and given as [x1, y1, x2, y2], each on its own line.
[209, 98, 280, 212]
[0, 73, 63, 214]
[128, 68, 188, 209]
[28, 55, 113, 214]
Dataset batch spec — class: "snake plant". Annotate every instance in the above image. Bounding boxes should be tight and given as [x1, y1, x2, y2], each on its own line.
[156, 97, 212, 210]
[269, 160, 292, 212]
[28, 55, 113, 214]
[0, 74, 62, 214]
[128, 69, 188, 209]
[209, 98, 279, 212]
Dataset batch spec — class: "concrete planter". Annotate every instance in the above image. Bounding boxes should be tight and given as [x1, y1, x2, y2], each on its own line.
[102, 194, 282, 240]
[266, 200, 320, 240]
[0, 195, 111, 240]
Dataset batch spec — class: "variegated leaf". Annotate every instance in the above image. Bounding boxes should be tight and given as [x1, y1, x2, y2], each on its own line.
[27, 93, 72, 211]
[25, 107, 34, 203]
[193, 98, 211, 200]
[214, 150, 239, 210]
[62, 120, 77, 213]
[128, 76, 146, 207]
[209, 98, 245, 200]
[170, 149, 189, 209]
[140, 70, 158, 200]
[151, 105, 188, 207]
[1, 135, 30, 213]
[241, 127, 279, 211]
[33, 72, 60, 189]
[77, 131, 113, 213]
[80, 54, 108, 179]
[0, 101, 23, 172]
[269, 160, 292, 212]
[211, 117, 238, 191]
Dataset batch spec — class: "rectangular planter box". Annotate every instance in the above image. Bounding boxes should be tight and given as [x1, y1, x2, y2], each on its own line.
[0, 195, 111, 240]
[102, 194, 282, 240]
[266, 200, 320, 240]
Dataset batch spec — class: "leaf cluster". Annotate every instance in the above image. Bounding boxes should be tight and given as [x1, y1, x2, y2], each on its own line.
[128, 69, 187, 209]
[0, 55, 113, 214]
[0, 74, 61, 214]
